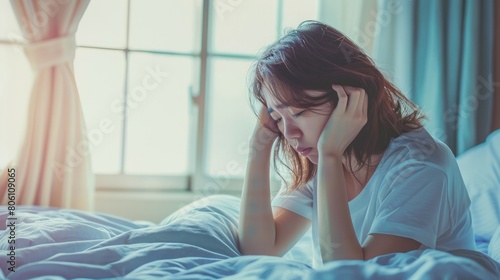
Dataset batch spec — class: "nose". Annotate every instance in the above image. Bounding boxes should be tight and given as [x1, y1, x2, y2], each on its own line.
[282, 119, 302, 143]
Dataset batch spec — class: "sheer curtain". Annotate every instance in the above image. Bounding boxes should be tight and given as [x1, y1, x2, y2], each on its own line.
[372, 0, 495, 155]
[318, 0, 378, 56]
[320, 0, 496, 155]
[0, 0, 93, 210]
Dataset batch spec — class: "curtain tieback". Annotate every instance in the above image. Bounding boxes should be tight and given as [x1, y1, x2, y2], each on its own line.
[24, 35, 76, 71]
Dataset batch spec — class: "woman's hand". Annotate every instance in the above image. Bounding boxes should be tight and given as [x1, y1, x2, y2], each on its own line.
[250, 104, 279, 149]
[318, 84, 368, 159]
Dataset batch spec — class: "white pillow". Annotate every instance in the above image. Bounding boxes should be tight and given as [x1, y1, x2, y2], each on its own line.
[489, 225, 500, 262]
[457, 129, 500, 240]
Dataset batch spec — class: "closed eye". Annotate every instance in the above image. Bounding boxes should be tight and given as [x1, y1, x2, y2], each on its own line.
[274, 110, 305, 124]
[292, 110, 305, 118]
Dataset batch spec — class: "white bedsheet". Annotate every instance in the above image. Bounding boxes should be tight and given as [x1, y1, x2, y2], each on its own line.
[1, 195, 498, 279]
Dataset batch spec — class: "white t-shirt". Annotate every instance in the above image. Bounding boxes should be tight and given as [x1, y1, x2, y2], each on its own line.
[271, 128, 476, 268]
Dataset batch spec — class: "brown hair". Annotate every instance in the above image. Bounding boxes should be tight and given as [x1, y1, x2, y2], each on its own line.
[249, 20, 425, 194]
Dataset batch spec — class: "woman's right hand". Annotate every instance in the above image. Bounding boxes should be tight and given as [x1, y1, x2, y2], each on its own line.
[250, 105, 279, 150]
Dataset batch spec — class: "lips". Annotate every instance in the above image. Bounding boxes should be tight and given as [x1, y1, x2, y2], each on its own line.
[296, 147, 313, 156]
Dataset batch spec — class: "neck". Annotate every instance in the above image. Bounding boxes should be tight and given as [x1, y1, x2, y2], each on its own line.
[342, 153, 383, 191]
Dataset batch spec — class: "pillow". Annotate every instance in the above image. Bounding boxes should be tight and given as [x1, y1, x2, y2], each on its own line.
[159, 194, 314, 266]
[489, 225, 500, 262]
[157, 194, 242, 258]
[457, 129, 500, 240]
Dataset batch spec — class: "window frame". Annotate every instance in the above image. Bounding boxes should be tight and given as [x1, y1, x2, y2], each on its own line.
[0, 0, 293, 195]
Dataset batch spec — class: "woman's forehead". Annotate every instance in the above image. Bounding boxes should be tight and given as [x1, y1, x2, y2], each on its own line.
[262, 83, 327, 106]
[261, 84, 281, 106]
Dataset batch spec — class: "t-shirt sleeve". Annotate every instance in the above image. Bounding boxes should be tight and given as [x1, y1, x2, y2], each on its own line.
[370, 163, 451, 248]
[271, 179, 314, 220]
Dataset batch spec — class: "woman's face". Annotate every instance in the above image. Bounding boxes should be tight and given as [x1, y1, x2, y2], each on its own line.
[262, 84, 332, 164]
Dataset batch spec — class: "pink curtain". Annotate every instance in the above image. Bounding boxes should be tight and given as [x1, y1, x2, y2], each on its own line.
[0, 0, 93, 210]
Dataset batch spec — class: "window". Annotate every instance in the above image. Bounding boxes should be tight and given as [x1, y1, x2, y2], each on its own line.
[0, 0, 320, 194]
[0, 0, 31, 170]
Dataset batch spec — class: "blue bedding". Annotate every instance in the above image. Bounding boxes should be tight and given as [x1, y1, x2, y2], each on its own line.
[1, 194, 499, 279]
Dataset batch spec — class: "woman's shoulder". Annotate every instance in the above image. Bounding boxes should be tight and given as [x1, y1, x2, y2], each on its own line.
[381, 127, 457, 172]
[276, 176, 315, 197]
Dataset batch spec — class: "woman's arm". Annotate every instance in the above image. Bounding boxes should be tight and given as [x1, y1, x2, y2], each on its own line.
[317, 85, 420, 263]
[317, 155, 361, 260]
[238, 108, 278, 255]
[317, 155, 421, 262]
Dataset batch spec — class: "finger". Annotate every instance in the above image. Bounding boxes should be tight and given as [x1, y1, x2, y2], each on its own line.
[332, 84, 348, 112]
[351, 88, 366, 114]
[343, 86, 361, 115]
[358, 90, 367, 115]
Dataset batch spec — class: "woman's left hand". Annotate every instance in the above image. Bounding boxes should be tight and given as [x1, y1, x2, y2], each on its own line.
[318, 84, 368, 159]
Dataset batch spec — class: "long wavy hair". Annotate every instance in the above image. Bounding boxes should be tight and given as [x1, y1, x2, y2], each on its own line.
[248, 20, 425, 194]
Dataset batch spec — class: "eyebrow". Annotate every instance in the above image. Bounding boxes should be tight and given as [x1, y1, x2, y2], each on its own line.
[266, 104, 288, 114]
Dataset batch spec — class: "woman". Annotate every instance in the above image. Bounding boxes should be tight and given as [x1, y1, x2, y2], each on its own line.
[237, 20, 476, 268]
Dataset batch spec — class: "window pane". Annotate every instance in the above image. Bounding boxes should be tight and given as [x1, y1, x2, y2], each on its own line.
[77, 0, 127, 48]
[210, 0, 278, 56]
[124, 53, 198, 175]
[0, 2, 22, 41]
[74, 48, 125, 174]
[129, 0, 202, 53]
[205, 58, 256, 178]
[282, 0, 320, 33]
[0, 45, 32, 169]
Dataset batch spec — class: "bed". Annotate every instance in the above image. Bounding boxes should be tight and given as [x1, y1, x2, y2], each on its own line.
[1, 131, 499, 279]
